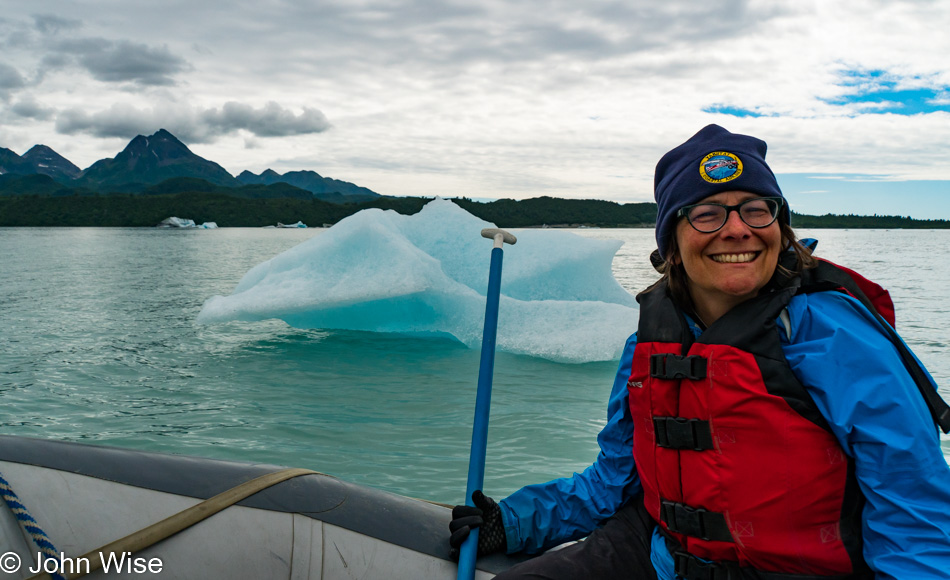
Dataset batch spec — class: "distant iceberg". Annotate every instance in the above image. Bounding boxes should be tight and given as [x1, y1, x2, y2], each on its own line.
[158, 217, 196, 228]
[198, 198, 638, 362]
[277, 221, 308, 228]
[158, 217, 217, 229]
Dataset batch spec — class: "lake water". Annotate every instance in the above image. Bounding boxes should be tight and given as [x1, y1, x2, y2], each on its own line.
[1, 226, 948, 505]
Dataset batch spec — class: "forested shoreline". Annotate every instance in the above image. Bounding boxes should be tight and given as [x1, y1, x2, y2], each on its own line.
[1, 192, 947, 229]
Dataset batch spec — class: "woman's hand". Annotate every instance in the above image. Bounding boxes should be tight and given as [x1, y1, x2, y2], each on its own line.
[448, 490, 507, 558]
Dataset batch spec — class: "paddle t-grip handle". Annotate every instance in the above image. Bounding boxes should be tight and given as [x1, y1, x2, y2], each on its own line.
[481, 228, 517, 248]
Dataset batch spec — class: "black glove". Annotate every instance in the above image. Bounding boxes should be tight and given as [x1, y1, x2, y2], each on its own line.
[448, 490, 507, 558]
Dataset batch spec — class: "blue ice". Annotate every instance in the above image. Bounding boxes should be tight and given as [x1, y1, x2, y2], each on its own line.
[197, 199, 638, 362]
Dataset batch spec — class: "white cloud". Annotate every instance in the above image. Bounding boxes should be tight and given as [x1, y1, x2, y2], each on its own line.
[1, 0, 949, 206]
[930, 91, 950, 106]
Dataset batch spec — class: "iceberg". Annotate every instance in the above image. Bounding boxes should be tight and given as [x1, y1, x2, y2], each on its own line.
[158, 217, 217, 228]
[158, 217, 196, 228]
[198, 198, 638, 362]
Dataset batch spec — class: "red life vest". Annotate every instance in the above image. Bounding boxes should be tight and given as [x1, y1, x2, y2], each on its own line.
[628, 276, 871, 577]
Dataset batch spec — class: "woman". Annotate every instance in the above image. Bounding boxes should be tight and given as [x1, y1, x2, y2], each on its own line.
[450, 125, 950, 579]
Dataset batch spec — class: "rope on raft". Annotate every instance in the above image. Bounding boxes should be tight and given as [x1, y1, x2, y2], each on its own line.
[0, 471, 67, 580]
[3, 466, 318, 580]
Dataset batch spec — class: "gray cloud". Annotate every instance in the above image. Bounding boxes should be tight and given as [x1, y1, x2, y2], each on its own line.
[0, 62, 26, 100]
[9, 1, 794, 100]
[53, 38, 190, 86]
[10, 96, 55, 120]
[0, 63, 26, 90]
[200, 102, 331, 138]
[40, 53, 71, 68]
[55, 104, 156, 139]
[251, 0, 789, 69]
[0, 17, 34, 52]
[33, 13, 82, 34]
[55, 101, 331, 142]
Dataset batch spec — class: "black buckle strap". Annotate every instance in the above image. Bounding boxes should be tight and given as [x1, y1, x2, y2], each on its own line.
[660, 500, 733, 543]
[653, 417, 714, 450]
[673, 551, 741, 580]
[650, 354, 707, 380]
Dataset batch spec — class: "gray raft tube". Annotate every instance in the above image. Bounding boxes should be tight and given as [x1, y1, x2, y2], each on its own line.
[0, 435, 531, 579]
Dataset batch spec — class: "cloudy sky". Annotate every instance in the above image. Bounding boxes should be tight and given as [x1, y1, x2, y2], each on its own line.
[2, 0, 949, 218]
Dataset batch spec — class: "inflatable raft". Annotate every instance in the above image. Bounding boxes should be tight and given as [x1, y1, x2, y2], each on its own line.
[0, 435, 527, 579]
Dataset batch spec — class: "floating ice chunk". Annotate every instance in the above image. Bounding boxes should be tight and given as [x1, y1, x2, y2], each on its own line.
[198, 198, 638, 362]
[158, 217, 196, 228]
[157, 217, 217, 228]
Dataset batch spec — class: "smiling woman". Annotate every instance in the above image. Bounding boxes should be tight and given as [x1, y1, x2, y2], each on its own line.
[450, 125, 950, 580]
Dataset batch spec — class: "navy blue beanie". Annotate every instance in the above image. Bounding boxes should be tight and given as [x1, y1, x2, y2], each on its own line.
[654, 124, 785, 259]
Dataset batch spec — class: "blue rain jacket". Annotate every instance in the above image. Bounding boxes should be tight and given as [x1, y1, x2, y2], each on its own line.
[499, 290, 950, 579]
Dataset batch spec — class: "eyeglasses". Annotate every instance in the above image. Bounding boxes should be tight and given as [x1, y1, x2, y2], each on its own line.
[676, 197, 785, 233]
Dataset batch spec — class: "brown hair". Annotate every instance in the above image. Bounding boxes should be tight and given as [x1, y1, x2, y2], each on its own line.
[647, 220, 817, 310]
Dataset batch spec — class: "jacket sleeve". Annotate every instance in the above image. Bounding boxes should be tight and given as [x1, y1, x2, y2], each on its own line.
[781, 292, 950, 579]
[498, 333, 642, 554]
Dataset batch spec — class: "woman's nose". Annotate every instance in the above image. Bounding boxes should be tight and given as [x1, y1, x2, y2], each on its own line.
[720, 209, 751, 237]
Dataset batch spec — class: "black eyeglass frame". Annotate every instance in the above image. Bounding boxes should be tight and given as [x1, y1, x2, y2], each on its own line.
[676, 197, 785, 234]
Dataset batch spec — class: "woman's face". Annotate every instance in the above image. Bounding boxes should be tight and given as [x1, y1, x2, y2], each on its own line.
[674, 190, 782, 319]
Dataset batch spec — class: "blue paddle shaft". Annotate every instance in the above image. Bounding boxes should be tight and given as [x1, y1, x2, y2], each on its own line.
[457, 245, 505, 580]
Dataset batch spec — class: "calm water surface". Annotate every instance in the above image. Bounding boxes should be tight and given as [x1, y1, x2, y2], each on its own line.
[1, 227, 947, 504]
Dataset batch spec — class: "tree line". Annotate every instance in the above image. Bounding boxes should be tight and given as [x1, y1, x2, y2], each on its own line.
[0, 191, 946, 228]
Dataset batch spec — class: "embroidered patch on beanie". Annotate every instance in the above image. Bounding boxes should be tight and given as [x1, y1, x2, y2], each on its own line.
[700, 151, 742, 183]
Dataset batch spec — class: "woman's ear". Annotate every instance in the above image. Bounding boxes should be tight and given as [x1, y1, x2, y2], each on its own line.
[671, 249, 682, 266]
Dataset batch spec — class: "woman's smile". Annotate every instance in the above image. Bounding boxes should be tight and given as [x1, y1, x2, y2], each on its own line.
[709, 251, 761, 264]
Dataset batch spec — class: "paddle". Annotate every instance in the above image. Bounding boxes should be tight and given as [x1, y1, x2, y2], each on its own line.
[457, 228, 517, 580]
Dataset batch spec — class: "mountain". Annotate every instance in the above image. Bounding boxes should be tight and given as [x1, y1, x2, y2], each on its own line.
[0, 129, 385, 203]
[77, 129, 239, 191]
[0, 148, 36, 176]
[237, 168, 282, 183]
[22, 145, 81, 182]
[237, 169, 380, 202]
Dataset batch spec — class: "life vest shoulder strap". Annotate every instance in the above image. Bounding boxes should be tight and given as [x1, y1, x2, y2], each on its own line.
[802, 258, 896, 328]
[795, 257, 950, 434]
